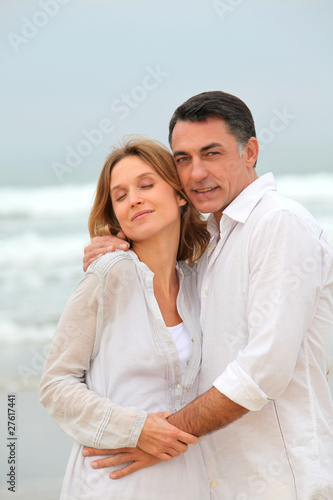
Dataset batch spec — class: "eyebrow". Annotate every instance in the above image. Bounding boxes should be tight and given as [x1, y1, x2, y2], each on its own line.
[173, 142, 223, 157]
[110, 171, 157, 193]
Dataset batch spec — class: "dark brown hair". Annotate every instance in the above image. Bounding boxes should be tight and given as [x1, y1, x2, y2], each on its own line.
[169, 90, 257, 165]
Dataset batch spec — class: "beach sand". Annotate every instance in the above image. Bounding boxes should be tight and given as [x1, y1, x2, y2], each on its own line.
[0, 388, 72, 500]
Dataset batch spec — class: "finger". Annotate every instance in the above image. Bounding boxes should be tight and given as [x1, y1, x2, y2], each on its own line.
[170, 442, 188, 454]
[90, 235, 128, 251]
[82, 447, 131, 457]
[91, 458, 118, 469]
[90, 453, 133, 469]
[174, 429, 199, 446]
[156, 452, 175, 462]
[99, 452, 132, 467]
[109, 457, 160, 480]
[111, 242, 130, 250]
[84, 235, 112, 247]
[116, 231, 127, 241]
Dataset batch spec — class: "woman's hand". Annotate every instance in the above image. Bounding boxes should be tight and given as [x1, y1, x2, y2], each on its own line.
[82, 446, 160, 479]
[83, 233, 129, 271]
[137, 411, 199, 461]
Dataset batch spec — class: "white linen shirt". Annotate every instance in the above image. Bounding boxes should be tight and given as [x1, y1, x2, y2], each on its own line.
[197, 173, 333, 500]
[40, 250, 210, 500]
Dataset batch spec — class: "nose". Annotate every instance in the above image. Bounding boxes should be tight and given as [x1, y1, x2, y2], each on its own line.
[128, 188, 144, 207]
[190, 157, 208, 183]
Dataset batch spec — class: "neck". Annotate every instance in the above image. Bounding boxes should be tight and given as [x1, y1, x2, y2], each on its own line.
[132, 231, 180, 295]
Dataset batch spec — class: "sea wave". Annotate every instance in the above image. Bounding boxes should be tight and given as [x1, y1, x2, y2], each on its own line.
[275, 172, 333, 204]
[0, 183, 96, 219]
[0, 232, 88, 265]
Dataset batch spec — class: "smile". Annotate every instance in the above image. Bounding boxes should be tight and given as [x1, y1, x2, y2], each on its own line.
[131, 210, 153, 221]
[194, 187, 217, 194]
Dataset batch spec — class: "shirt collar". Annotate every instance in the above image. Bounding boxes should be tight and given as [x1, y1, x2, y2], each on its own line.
[225, 172, 277, 224]
[207, 172, 277, 235]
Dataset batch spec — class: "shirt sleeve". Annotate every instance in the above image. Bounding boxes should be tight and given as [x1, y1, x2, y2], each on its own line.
[213, 210, 328, 411]
[39, 270, 147, 448]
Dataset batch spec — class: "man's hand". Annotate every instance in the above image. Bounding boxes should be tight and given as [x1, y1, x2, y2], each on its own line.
[82, 446, 160, 479]
[83, 233, 129, 271]
[137, 411, 198, 461]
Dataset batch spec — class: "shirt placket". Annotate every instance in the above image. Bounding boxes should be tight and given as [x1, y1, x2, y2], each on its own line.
[200, 217, 235, 327]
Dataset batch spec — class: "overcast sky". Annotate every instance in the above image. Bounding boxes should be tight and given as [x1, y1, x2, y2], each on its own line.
[1, 0, 332, 186]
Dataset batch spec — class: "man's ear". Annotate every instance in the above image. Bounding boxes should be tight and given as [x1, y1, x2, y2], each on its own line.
[245, 137, 259, 168]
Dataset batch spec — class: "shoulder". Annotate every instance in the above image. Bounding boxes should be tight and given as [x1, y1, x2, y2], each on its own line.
[87, 250, 136, 278]
[250, 190, 323, 239]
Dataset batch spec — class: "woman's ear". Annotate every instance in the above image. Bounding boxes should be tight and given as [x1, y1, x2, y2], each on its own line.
[178, 196, 187, 207]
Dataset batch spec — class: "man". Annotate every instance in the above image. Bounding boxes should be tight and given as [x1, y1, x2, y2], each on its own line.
[83, 91, 333, 499]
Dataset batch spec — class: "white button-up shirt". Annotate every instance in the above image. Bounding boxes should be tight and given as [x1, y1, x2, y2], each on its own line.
[197, 173, 333, 499]
[40, 251, 210, 500]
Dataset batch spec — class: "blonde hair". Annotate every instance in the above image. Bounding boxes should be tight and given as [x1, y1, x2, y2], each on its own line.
[88, 137, 210, 263]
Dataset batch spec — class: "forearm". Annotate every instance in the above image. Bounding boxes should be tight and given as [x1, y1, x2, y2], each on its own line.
[167, 386, 248, 436]
[39, 270, 146, 449]
[40, 374, 147, 449]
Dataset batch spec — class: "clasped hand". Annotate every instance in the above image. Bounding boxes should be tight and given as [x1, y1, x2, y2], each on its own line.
[82, 411, 198, 479]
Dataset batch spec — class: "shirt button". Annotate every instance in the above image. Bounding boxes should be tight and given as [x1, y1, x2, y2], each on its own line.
[205, 289, 208, 296]
[186, 360, 190, 366]
[176, 383, 182, 389]
[208, 245, 212, 252]
[191, 338, 195, 343]
[210, 481, 216, 488]
[201, 434, 206, 440]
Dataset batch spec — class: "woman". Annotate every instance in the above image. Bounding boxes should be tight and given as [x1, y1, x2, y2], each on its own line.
[39, 138, 211, 499]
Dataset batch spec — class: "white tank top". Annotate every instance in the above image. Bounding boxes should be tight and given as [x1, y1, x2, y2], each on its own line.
[167, 322, 192, 370]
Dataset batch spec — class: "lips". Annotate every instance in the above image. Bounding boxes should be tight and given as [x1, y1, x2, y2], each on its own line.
[193, 187, 217, 194]
[131, 210, 153, 221]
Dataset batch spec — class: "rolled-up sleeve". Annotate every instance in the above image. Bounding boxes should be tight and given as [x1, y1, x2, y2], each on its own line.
[213, 210, 325, 411]
[39, 270, 147, 448]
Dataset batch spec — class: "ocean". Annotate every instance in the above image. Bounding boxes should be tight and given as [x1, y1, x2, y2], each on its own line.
[0, 172, 333, 498]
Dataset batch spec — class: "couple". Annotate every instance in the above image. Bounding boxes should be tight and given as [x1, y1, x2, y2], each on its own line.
[40, 91, 333, 499]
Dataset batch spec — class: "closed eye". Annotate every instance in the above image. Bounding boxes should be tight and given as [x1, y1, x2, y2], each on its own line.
[116, 193, 126, 202]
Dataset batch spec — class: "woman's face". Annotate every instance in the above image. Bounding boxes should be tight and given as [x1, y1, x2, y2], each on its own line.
[110, 155, 186, 243]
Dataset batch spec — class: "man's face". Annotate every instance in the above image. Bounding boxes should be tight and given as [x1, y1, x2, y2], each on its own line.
[171, 118, 258, 220]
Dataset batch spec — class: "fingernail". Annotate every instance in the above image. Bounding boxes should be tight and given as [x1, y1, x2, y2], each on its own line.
[119, 243, 129, 250]
[82, 450, 89, 456]
[110, 473, 116, 479]
[91, 461, 98, 469]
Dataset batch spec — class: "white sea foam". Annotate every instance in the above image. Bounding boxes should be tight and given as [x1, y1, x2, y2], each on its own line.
[0, 318, 54, 345]
[275, 172, 333, 204]
[0, 231, 88, 265]
[0, 183, 96, 218]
